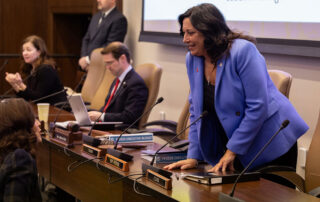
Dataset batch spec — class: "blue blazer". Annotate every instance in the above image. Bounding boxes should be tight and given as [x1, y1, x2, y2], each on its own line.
[186, 39, 308, 169]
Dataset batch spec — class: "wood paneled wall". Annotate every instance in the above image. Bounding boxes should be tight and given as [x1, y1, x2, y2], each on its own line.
[0, 0, 48, 93]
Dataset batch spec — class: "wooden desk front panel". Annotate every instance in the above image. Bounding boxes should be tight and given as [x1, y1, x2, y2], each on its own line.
[36, 142, 51, 180]
[50, 147, 122, 202]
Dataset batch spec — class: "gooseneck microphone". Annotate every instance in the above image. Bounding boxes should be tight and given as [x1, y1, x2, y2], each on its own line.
[105, 97, 164, 162]
[142, 111, 208, 178]
[82, 82, 129, 147]
[87, 81, 128, 137]
[219, 120, 290, 202]
[114, 97, 163, 150]
[2, 69, 37, 96]
[53, 73, 87, 124]
[151, 111, 208, 166]
[31, 89, 67, 103]
[0, 59, 8, 73]
[0, 60, 9, 99]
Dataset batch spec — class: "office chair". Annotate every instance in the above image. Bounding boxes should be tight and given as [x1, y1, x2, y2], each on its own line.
[259, 111, 320, 197]
[268, 69, 292, 98]
[89, 64, 115, 110]
[135, 63, 162, 129]
[142, 98, 190, 143]
[80, 48, 107, 104]
[64, 48, 106, 104]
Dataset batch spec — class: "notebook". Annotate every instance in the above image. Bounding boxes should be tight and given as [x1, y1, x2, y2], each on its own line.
[68, 94, 122, 127]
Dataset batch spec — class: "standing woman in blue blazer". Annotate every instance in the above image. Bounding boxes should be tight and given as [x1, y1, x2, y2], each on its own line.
[164, 3, 308, 173]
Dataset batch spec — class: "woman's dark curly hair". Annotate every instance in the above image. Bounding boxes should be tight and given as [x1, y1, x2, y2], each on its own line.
[178, 3, 256, 65]
[0, 98, 37, 163]
[20, 35, 56, 77]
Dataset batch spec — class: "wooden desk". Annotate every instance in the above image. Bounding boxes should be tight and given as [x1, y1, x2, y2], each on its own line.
[36, 106, 320, 202]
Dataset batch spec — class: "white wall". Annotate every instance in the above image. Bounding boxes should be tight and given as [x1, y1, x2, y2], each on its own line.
[123, 0, 320, 176]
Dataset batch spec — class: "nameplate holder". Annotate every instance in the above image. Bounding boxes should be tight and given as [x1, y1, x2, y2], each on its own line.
[51, 127, 82, 148]
[82, 144, 107, 158]
[105, 154, 129, 172]
[146, 169, 172, 190]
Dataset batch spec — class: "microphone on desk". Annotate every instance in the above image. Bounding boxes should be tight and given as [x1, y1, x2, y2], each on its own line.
[31, 88, 67, 103]
[82, 82, 129, 147]
[2, 69, 37, 96]
[86, 80, 128, 137]
[51, 73, 87, 128]
[105, 97, 164, 163]
[219, 119, 290, 202]
[0, 59, 8, 73]
[0, 60, 10, 99]
[142, 111, 208, 179]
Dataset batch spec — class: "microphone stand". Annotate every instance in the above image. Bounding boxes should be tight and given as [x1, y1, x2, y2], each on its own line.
[31, 89, 67, 103]
[219, 120, 290, 202]
[142, 111, 208, 190]
[82, 82, 129, 149]
[52, 73, 87, 124]
[104, 97, 164, 171]
[0, 59, 8, 73]
[86, 81, 128, 137]
[2, 69, 35, 96]
[150, 111, 208, 166]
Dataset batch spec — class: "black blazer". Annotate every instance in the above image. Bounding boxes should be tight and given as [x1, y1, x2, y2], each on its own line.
[101, 69, 148, 126]
[17, 64, 66, 105]
[81, 8, 127, 57]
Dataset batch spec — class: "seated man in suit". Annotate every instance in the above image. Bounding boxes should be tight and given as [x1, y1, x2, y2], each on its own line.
[88, 42, 148, 127]
[78, 0, 127, 71]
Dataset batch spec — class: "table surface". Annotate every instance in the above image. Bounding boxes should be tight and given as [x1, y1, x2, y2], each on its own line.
[35, 106, 320, 202]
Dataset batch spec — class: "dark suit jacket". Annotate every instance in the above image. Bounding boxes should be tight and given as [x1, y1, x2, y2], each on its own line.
[101, 69, 148, 127]
[17, 64, 66, 105]
[81, 8, 127, 57]
[0, 149, 42, 202]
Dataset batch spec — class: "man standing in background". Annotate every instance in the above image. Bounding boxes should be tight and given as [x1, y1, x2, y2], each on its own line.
[79, 0, 127, 71]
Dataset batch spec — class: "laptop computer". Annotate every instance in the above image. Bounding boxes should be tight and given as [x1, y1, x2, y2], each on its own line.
[68, 94, 122, 129]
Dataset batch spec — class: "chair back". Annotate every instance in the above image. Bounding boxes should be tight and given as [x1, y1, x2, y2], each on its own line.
[176, 99, 190, 140]
[89, 68, 115, 110]
[268, 69, 292, 98]
[135, 63, 162, 129]
[81, 48, 106, 103]
[305, 111, 320, 192]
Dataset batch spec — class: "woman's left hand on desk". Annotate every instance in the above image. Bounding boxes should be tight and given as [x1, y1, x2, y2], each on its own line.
[208, 149, 236, 173]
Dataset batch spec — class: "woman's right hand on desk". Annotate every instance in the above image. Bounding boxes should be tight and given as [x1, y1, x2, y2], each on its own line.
[163, 159, 197, 170]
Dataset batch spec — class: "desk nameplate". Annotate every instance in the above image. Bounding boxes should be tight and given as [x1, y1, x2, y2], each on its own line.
[51, 127, 82, 148]
[82, 144, 107, 158]
[146, 169, 172, 190]
[105, 154, 129, 172]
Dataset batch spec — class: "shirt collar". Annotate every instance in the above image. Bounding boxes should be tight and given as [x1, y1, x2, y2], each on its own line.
[118, 65, 132, 83]
[102, 6, 115, 18]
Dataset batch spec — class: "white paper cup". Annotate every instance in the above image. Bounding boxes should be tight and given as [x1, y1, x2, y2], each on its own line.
[37, 103, 50, 123]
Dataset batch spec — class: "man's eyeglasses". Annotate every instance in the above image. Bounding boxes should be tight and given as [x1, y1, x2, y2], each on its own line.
[104, 60, 117, 67]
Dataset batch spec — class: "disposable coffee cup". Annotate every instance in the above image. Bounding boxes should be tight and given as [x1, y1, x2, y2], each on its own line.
[37, 103, 50, 130]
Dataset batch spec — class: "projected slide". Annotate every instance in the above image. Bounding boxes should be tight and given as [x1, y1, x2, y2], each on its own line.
[143, 0, 320, 41]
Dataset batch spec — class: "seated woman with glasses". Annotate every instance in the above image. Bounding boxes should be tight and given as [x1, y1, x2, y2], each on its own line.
[0, 98, 42, 202]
